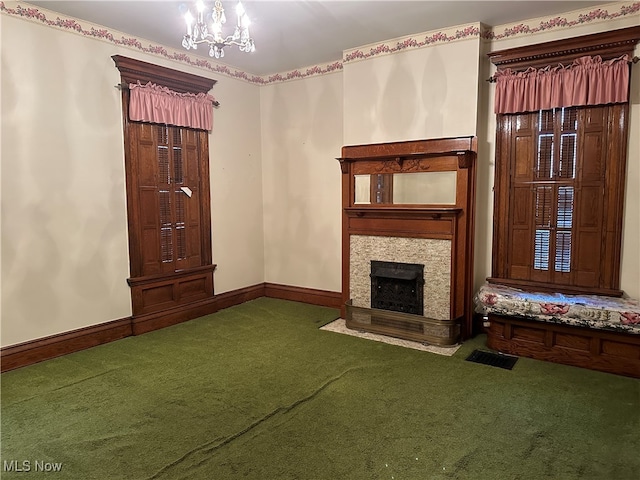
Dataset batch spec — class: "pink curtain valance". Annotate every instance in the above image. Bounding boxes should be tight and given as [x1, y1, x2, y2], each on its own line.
[494, 55, 631, 114]
[128, 82, 216, 131]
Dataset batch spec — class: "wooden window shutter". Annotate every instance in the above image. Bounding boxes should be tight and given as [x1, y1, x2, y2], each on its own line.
[506, 112, 535, 281]
[572, 107, 607, 288]
[491, 104, 627, 296]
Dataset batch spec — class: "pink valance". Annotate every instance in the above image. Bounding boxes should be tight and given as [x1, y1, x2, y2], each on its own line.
[129, 82, 216, 131]
[494, 55, 631, 114]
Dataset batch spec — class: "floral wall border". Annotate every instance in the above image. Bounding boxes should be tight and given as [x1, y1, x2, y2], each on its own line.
[342, 24, 481, 64]
[485, 1, 639, 40]
[1, 1, 639, 86]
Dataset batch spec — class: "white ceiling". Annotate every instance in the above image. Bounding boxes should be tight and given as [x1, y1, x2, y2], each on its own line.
[26, 1, 609, 76]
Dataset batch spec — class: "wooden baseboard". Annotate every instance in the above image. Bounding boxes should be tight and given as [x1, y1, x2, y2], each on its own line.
[264, 283, 342, 309]
[131, 297, 219, 335]
[1, 283, 340, 372]
[1, 317, 133, 373]
[215, 283, 265, 311]
[131, 283, 266, 334]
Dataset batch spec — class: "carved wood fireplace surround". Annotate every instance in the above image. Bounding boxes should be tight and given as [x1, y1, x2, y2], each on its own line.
[338, 137, 477, 345]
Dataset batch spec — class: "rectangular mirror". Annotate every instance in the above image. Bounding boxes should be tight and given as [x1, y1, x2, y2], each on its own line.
[354, 171, 457, 205]
[354, 175, 371, 204]
[393, 171, 457, 204]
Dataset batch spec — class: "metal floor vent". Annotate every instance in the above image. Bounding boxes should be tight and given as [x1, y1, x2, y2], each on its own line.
[465, 349, 518, 370]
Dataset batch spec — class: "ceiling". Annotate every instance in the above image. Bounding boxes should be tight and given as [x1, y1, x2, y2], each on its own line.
[26, 1, 609, 76]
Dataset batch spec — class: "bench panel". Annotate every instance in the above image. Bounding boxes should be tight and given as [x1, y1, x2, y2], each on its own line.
[487, 314, 640, 378]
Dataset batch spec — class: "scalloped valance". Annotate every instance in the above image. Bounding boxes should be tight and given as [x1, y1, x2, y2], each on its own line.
[128, 81, 216, 131]
[494, 54, 631, 114]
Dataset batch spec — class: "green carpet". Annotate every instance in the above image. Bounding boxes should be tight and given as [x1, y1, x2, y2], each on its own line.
[1, 298, 639, 479]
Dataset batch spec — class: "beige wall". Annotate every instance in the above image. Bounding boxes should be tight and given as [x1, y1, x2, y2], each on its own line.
[209, 73, 264, 294]
[260, 73, 343, 292]
[0, 14, 263, 347]
[1, 15, 131, 346]
[343, 29, 481, 145]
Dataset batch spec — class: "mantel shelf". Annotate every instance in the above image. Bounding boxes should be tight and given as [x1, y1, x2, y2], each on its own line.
[337, 150, 472, 162]
[345, 206, 462, 219]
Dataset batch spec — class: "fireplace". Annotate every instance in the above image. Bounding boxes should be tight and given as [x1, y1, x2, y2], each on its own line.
[347, 235, 457, 345]
[338, 136, 478, 344]
[370, 261, 424, 315]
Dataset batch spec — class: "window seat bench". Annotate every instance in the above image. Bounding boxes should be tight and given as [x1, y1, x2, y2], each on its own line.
[474, 284, 640, 378]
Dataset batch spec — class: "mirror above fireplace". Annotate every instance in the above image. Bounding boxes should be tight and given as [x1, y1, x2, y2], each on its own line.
[354, 171, 457, 205]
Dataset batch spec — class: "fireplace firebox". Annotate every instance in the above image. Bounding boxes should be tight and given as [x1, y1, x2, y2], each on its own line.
[370, 261, 424, 315]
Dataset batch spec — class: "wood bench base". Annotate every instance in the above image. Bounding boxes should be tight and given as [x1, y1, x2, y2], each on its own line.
[487, 314, 640, 378]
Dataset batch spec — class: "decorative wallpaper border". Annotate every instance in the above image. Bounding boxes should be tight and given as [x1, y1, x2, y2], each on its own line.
[2, 1, 639, 85]
[343, 24, 481, 64]
[485, 1, 640, 40]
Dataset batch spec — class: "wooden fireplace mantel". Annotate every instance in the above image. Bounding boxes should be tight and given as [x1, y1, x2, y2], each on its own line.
[338, 136, 478, 341]
[338, 137, 477, 173]
[344, 207, 462, 241]
[339, 136, 477, 159]
[344, 207, 462, 218]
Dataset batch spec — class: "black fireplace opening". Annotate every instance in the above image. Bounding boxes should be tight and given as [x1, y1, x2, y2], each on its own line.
[370, 260, 424, 315]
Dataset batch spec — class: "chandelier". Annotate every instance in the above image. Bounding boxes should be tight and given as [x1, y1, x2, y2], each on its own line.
[182, 0, 255, 59]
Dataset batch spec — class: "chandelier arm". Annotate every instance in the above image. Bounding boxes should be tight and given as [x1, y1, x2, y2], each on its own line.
[190, 36, 245, 47]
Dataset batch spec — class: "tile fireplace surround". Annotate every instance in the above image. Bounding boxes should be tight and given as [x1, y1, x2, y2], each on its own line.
[350, 235, 451, 320]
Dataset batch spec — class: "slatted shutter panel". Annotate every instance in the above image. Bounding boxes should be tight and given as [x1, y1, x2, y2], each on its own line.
[531, 185, 552, 279]
[548, 108, 576, 286]
[182, 128, 203, 269]
[555, 185, 574, 275]
[507, 113, 535, 280]
[136, 123, 162, 276]
[529, 110, 555, 283]
[157, 125, 176, 274]
[169, 127, 188, 271]
[573, 107, 607, 288]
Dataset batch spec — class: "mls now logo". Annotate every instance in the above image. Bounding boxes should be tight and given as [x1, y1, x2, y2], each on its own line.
[3, 460, 63, 472]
